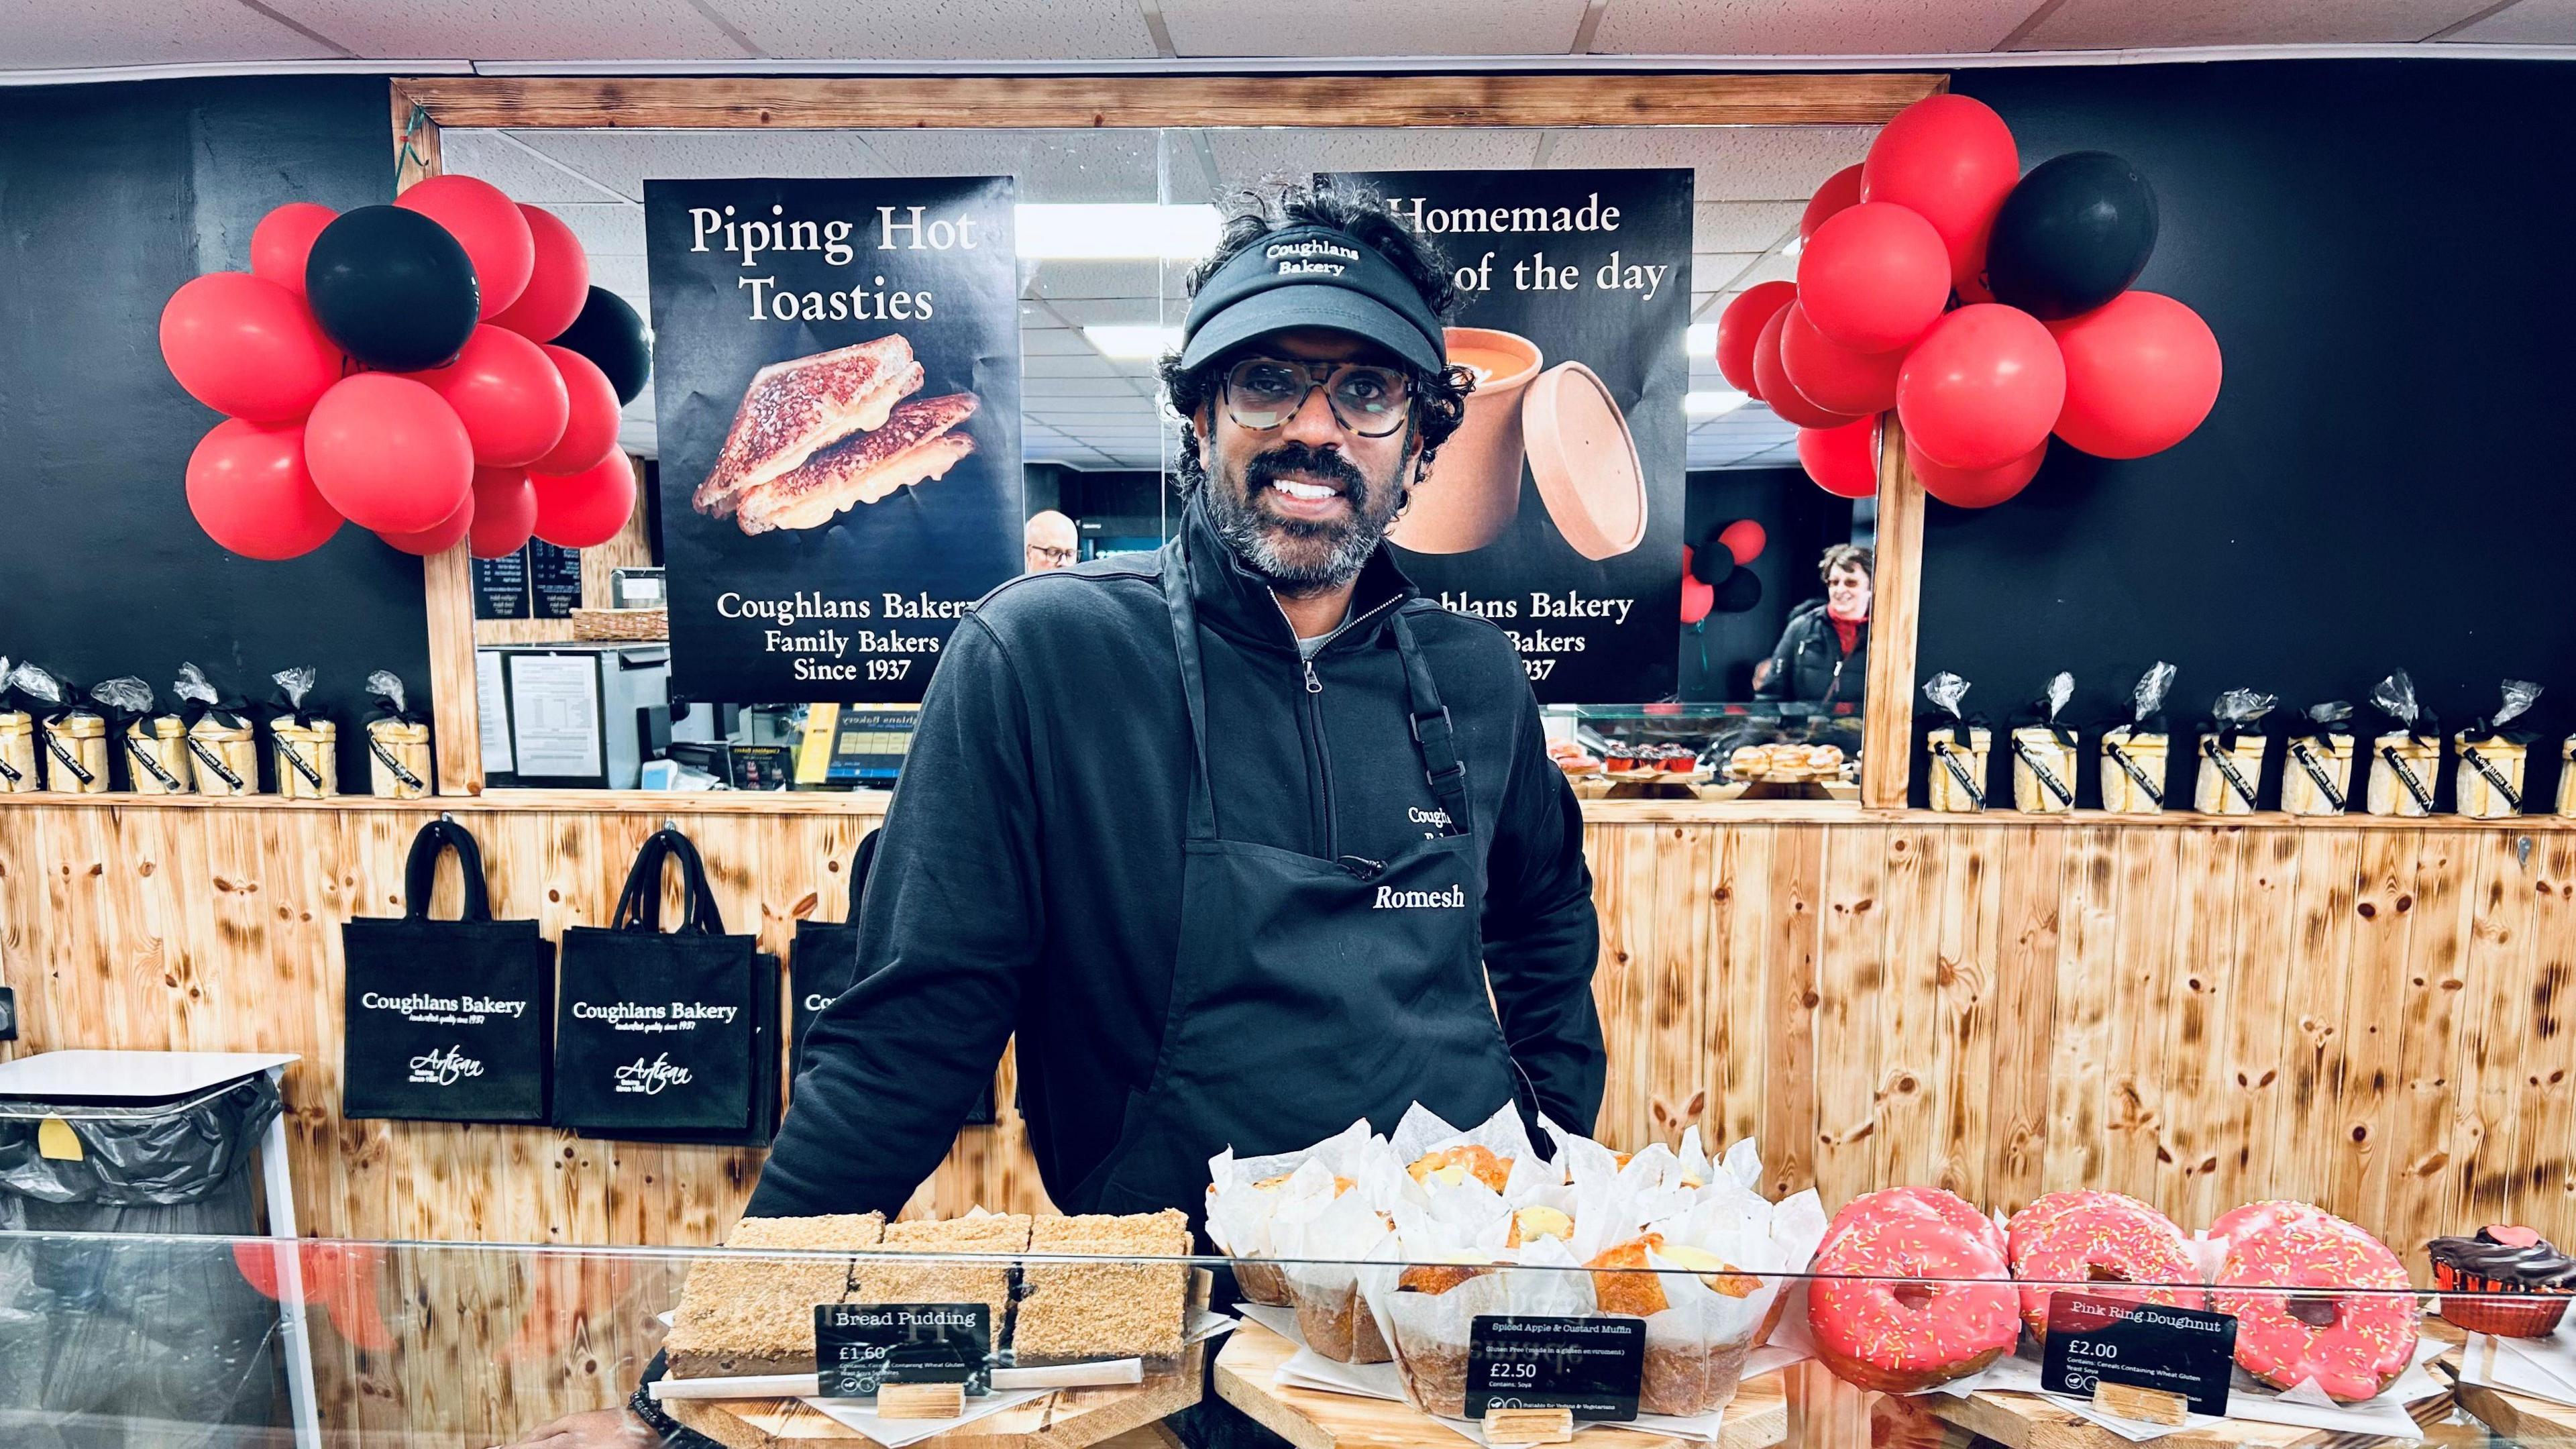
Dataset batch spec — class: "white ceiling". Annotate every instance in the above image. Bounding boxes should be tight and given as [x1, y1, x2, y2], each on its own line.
[5, 0, 2561, 72]
[443, 123, 1863, 470]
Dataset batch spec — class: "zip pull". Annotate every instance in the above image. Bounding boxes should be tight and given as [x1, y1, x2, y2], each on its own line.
[1337, 855, 1385, 881]
[1303, 657, 1322, 694]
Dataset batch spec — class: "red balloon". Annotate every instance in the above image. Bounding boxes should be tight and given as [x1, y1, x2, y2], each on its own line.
[378, 490, 474, 556]
[185, 419, 342, 560]
[490, 204, 592, 343]
[1862, 93, 2021, 296]
[535, 345, 621, 474]
[1797, 203, 1951, 354]
[250, 202, 336, 298]
[1717, 519, 1767, 566]
[396, 175, 535, 319]
[1753, 307, 1860, 431]
[1680, 551, 1714, 625]
[468, 468, 539, 558]
[1798, 416, 1882, 499]
[1715, 280, 1797, 398]
[1801, 164, 1865, 241]
[2047, 291, 2223, 458]
[1897, 304, 2066, 472]
[532, 449, 636, 549]
[158, 273, 343, 423]
[303, 374, 474, 534]
[411, 325, 570, 468]
[1779, 301, 1904, 415]
[1911, 436, 2047, 508]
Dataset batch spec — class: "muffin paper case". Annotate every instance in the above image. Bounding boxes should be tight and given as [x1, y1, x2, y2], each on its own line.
[2284, 702, 2357, 816]
[2366, 671, 2440, 816]
[1920, 673, 1989, 812]
[1207, 1118, 1388, 1307]
[2194, 688, 2277, 815]
[175, 662, 258, 796]
[2010, 673, 2079, 814]
[1276, 1164, 1402, 1362]
[1389, 1102, 1556, 1200]
[92, 677, 189, 795]
[2457, 680, 2543, 819]
[2101, 662, 2177, 814]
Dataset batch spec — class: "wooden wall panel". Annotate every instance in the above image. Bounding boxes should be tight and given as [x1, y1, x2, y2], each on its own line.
[5, 802, 2573, 1256]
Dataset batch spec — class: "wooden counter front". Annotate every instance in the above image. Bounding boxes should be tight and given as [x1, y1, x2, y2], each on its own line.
[0, 793, 2568, 1263]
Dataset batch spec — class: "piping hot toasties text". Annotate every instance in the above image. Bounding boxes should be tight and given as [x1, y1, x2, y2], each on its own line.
[691, 204, 982, 321]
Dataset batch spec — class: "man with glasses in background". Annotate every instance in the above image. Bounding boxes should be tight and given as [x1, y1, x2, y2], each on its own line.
[529, 182, 1603, 1449]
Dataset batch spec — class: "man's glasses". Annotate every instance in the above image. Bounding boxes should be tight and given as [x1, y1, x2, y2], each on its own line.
[1221, 357, 1414, 438]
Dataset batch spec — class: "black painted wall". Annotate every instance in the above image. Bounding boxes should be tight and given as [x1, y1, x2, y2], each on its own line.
[1918, 60, 2576, 808]
[1679, 468, 1858, 702]
[0, 76, 428, 788]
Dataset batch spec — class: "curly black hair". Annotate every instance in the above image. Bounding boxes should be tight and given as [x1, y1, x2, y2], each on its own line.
[1157, 182, 1474, 500]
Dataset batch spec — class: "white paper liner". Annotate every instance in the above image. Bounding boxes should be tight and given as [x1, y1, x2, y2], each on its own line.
[803, 1387, 1050, 1447]
[2458, 1326, 2576, 1408]
[1917, 1336, 2448, 1443]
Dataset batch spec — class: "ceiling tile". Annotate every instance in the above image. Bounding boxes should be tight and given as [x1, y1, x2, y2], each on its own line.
[0, 0, 337, 70]
[1695, 201, 1805, 252]
[1163, 0, 1587, 56]
[2445, 0, 2576, 40]
[1198, 127, 1549, 199]
[551, 203, 647, 256]
[2015, 0, 2493, 48]
[1544, 127, 1872, 203]
[857, 129, 1161, 203]
[588, 255, 651, 294]
[1691, 252, 1766, 292]
[1027, 353, 1126, 379]
[260, 0, 745, 58]
[1593, 0, 2035, 54]
[504, 129, 898, 201]
[441, 131, 630, 205]
[704, 0, 1157, 59]
[1022, 327, 1102, 356]
[1024, 260, 1183, 303]
[1026, 378, 1156, 398]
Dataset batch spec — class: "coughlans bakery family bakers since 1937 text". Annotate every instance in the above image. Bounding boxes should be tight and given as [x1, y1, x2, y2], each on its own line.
[646, 174, 1024, 706]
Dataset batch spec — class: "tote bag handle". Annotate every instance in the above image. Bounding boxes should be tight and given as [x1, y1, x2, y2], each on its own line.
[400, 818, 495, 922]
[610, 826, 728, 936]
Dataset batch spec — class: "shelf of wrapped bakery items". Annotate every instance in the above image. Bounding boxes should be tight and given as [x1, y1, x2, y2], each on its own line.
[7, 790, 2576, 830]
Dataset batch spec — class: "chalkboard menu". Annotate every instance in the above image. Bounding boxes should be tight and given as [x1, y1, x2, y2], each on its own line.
[531, 542, 582, 619]
[473, 551, 531, 619]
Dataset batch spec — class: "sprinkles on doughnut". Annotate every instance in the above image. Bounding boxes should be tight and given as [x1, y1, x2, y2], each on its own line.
[1806, 1187, 2019, 1393]
[2212, 1203, 2420, 1403]
[2004, 1190, 2205, 1341]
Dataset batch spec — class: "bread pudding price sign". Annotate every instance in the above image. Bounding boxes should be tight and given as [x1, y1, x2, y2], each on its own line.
[645, 176, 1023, 704]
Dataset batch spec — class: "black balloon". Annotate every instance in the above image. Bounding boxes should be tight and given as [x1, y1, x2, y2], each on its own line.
[554, 286, 652, 405]
[304, 205, 479, 371]
[1689, 533, 1737, 588]
[1984, 152, 2160, 321]
[1712, 568, 1763, 613]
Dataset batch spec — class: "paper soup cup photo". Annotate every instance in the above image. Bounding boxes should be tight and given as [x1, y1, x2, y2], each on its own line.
[1389, 327, 1543, 554]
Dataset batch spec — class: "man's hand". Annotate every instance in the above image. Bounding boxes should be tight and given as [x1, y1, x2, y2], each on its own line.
[495, 1407, 663, 1449]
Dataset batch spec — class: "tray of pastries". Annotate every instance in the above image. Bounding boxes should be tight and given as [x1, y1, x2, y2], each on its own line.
[1723, 742, 1845, 784]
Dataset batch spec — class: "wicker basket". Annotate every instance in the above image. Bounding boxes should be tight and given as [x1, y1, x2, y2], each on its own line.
[572, 607, 669, 641]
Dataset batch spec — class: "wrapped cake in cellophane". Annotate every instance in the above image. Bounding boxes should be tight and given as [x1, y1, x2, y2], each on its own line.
[2282, 701, 2355, 816]
[2100, 661, 2176, 814]
[2365, 669, 2439, 816]
[1919, 672, 1988, 813]
[92, 677, 190, 795]
[2455, 679, 2542, 820]
[2192, 688, 2275, 815]
[2010, 673, 2078, 814]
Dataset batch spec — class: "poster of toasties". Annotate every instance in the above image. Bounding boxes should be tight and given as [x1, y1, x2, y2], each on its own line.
[1322, 169, 1688, 704]
[645, 176, 1022, 704]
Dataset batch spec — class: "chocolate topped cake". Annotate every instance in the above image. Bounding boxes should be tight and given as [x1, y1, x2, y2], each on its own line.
[2431, 1225, 2576, 1336]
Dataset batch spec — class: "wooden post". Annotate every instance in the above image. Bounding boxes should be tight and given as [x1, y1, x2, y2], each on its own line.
[391, 85, 484, 796]
[1860, 415, 1923, 810]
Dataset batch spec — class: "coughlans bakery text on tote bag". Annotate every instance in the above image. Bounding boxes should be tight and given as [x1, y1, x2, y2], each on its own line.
[341, 818, 551, 1123]
[552, 826, 766, 1136]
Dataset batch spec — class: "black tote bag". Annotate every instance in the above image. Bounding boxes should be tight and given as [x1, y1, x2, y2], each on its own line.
[341, 819, 551, 1123]
[784, 828, 992, 1124]
[553, 828, 769, 1137]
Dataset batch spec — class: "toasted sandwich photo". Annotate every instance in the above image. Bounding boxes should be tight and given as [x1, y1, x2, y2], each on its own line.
[694, 335, 924, 518]
[733, 392, 980, 535]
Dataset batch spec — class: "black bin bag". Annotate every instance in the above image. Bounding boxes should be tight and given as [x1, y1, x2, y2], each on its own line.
[0, 1073, 286, 1448]
[555, 827, 778, 1143]
[341, 818, 552, 1122]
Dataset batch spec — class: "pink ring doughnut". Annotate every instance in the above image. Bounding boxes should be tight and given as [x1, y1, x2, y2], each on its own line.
[1809, 1189, 2019, 1393]
[2005, 1192, 2204, 1340]
[2215, 1209, 2420, 1403]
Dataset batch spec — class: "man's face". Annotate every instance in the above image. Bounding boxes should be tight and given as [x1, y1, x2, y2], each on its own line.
[1195, 329, 1419, 594]
[1024, 512, 1077, 572]
[1826, 564, 1870, 619]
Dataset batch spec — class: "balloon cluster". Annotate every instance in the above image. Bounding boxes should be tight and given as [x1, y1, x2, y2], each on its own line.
[1715, 95, 2223, 510]
[1679, 518, 1766, 625]
[159, 176, 653, 561]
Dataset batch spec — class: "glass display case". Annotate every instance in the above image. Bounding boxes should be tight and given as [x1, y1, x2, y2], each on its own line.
[0, 1224, 2557, 1449]
[1546, 703, 1864, 802]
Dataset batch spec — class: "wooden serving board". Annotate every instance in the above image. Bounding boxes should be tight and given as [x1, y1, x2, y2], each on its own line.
[2442, 1349, 2576, 1446]
[1919, 1381, 2457, 1449]
[1212, 1319, 1788, 1449]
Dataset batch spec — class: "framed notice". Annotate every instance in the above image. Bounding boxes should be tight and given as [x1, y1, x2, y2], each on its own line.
[645, 175, 1024, 704]
[473, 549, 531, 619]
[1322, 168, 1690, 703]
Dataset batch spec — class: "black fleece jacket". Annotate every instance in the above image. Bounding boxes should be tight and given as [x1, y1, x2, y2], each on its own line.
[745, 501, 1605, 1219]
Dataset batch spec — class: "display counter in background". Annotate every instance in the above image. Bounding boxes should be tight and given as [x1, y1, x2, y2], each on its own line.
[0, 790, 2564, 1274]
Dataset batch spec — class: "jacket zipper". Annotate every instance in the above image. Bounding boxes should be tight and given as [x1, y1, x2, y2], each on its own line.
[1279, 594, 1402, 861]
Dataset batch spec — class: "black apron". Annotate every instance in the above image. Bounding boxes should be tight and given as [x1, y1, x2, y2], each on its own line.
[1078, 537, 1521, 1216]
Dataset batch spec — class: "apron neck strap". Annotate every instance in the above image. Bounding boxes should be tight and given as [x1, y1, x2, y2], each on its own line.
[1160, 536, 1471, 841]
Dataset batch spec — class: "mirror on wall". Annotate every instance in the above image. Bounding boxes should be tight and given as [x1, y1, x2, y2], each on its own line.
[439, 123, 1871, 798]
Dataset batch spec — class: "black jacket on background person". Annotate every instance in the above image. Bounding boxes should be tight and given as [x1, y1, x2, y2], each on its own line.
[744, 500, 1605, 1221]
[1755, 599, 1868, 708]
